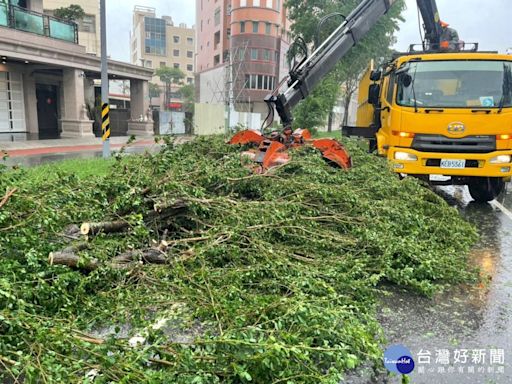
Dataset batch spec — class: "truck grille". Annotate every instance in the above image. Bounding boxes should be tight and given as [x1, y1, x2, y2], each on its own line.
[411, 135, 496, 154]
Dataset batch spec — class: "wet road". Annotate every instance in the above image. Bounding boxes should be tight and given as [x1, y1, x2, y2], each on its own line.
[372, 185, 512, 384]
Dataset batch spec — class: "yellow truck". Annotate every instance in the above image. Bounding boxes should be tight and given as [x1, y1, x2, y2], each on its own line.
[347, 52, 512, 202]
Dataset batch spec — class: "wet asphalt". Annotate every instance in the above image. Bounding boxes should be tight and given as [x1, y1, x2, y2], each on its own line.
[358, 185, 512, 384]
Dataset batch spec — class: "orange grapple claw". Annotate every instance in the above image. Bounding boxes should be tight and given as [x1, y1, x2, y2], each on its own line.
[312, 139, 352, 170]
[228, 130, 264, 145]
[229, 128, 352, 172]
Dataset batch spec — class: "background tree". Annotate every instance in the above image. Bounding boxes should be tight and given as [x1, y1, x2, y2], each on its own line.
[285, 0, 406, 130]
[178, 84, 195, 134]
[155, 66, 185, 110]
[149, 82, 161, 107]
[54, 4, 85, 22]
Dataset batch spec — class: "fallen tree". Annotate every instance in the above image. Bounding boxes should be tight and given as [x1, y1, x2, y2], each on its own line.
[0, 136, 477, 383]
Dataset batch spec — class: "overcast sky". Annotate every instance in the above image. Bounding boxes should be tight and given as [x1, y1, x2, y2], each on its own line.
[107, 0, 511, 62]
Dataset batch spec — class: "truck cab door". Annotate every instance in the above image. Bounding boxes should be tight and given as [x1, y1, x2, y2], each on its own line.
[376, 73, 396, 156]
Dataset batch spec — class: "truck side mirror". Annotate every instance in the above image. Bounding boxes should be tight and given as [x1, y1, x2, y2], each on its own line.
[368, 84, 381, 105]
[370, 70, 382, 81]
[398, 73, 412, 87]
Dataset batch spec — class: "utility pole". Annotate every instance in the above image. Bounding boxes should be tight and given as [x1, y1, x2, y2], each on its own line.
[100, 0, 110, 158]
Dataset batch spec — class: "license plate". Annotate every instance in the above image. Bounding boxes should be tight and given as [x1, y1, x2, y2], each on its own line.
[440, 159, 466, 169]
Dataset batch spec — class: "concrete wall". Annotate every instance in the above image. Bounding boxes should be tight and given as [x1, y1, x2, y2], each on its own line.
[194, 103, 225, 135]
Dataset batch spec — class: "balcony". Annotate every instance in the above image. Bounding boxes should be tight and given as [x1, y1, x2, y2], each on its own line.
[0, 4, 78, 44]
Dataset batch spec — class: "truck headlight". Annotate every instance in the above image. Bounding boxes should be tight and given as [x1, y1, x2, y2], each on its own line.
[394, 152, 418, 161]
[490, 155, 511, 164]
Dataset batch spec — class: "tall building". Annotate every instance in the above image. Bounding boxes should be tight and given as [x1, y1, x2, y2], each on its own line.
[196, 0, 291, 116]
[43, 0, 101, 55]
[131, 6, 195, 111]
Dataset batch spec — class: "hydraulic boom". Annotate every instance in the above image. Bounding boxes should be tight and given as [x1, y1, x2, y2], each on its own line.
[268, 0, 397, 128]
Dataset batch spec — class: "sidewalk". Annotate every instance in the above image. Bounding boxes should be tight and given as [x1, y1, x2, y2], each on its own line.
[2, 136, 193, 158]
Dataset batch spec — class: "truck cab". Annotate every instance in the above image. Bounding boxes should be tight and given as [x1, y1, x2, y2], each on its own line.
[353, 52, 512, 202]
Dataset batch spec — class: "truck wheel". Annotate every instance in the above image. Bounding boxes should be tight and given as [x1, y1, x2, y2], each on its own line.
[467, 177, 505, 203]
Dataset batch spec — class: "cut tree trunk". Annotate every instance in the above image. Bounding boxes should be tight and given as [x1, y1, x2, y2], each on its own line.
[81, 221, 129, 236]
[48, 252, 99, 271]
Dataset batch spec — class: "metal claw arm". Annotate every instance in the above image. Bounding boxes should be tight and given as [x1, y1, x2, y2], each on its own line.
[416, 0, 443, 49]
[267, 0, 397, 128]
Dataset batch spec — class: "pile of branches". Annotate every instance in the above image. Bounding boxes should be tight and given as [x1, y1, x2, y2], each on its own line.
[0, 137, 477, 383]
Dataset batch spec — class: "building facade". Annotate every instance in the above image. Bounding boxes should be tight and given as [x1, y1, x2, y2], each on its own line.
[43, 0, 101, 56]
[196, 0, 291, 118]
[131, 6, 195, 111]
[0, 0, 153, 141]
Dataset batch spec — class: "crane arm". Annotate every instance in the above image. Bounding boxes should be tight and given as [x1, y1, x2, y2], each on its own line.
[416, 0, 442, 48]
[267, 0, 397, 128]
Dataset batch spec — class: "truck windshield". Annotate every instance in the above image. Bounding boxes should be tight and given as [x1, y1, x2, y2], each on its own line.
[396, 60, 512, 109]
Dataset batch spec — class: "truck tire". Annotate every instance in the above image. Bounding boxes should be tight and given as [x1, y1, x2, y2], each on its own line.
[467, 177, 505, 203]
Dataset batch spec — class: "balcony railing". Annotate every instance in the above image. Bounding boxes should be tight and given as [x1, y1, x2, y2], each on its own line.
[0, 4, 78, 44]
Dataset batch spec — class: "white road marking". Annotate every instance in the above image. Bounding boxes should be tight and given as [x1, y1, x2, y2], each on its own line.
[491, 200, 512, 222]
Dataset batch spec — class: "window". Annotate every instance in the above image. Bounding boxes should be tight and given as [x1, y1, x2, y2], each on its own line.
[396, 60, 512, 109]
[214, 55, 220, 65]
[173, 36, 180, 43]
[251, 48, 258, 60]
[263, 49, 270, 61]
[253, 0, 260, 6]
[144, 17, 166, 55]
[276, 0, 280, 10]
[214, 7, 221, 26]
[187, 50, 193, 58]
[145, 60, 152, 68]
[160, 61, 166, 68]
[257, 75, 263, 89]
[227, 28, 231, 38]
[386, 75, 395, 104]
[173, 49, 180, 56]
[187, 77, 193, 84]
[187, 64, 193, 71]
[240, 0, 246, 5]
[239, 49, 244, 60]
[173, 63, 180, 68]
[187, 37, 193, 45]
[244, 75, 275, 90]
[214, 31, 221, 49]
[266, 0, 272, 8]
[240, 21, 245, 33]
[265, 22, 271, 34]
[252, 21, 258, 33]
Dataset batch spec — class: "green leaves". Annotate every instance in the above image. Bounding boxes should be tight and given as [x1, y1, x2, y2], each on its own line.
[0, 136, 476, 382]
